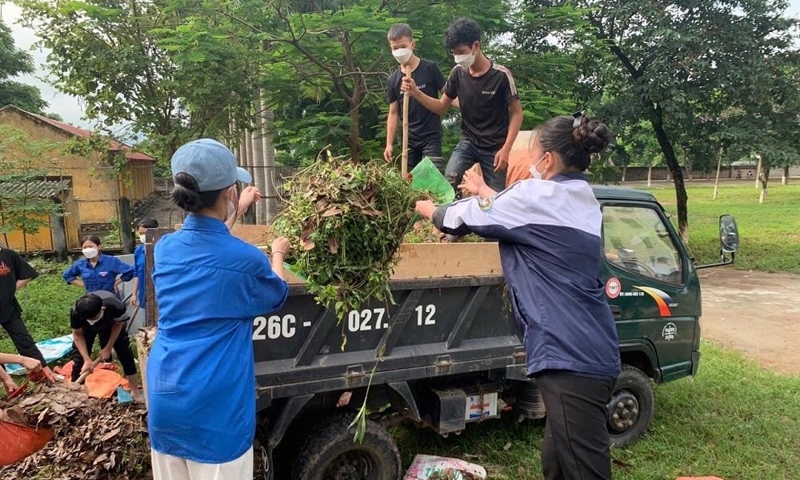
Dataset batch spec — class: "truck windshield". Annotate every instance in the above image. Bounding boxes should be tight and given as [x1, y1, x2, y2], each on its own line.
[602, 206, 684, 285]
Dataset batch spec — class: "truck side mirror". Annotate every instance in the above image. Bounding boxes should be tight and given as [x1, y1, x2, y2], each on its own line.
[719, 215, 739, 254]
[696, 214, 738, 270]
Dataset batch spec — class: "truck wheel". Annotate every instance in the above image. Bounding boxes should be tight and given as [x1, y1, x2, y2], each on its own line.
[607, 365, 655, 448]
[293, 413, 401, 480]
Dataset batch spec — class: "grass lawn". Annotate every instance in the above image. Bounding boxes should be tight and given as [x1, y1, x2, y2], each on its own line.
[395, 341, 800, 480]
[644, 182, 800, 274]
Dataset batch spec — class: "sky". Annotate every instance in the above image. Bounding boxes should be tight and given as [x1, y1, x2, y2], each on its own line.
[3, 1, 800, 130]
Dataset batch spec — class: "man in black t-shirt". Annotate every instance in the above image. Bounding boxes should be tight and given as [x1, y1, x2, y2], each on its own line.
[384, 23, 449, 172]
[69, 290, 142, 401]
[402, 17, 522, 195]
[0, 246, 55, 381]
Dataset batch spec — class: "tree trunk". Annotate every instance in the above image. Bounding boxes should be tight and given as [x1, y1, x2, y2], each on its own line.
[621, 164, 627, 183]
[783, 166, 789, 185]
[648, 106, 689, 242]
[759, 162, 770, 204]
[647, 165, 652, 188]
[251, 90, 266, 225]
[119, 197, 133, 254]
[755, 155, 762, 189]
[713, 149, 723, 200]
[260, 95, 279, 223]
[347, 97, 361, 163]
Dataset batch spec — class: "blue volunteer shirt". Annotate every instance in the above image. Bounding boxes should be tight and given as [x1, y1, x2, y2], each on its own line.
[62, 254, 134, 293]
[433, 173, 621, 379]
[133, 244, 146, 307]
[147, 214, 288, 464]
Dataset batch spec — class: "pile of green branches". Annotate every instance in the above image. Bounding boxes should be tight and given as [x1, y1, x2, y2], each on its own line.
[273, 157, 422, 327]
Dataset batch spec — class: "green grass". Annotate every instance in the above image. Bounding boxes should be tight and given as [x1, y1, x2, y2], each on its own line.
[643, 183, 800, 274]
[395, 341, 800, 480]
[0, 259, 80, 355]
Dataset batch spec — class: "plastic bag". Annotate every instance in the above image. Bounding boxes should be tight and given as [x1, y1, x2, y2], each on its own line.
[403, 454, 487, 480]
[0, 419, 53, 466]
[411, 157, 455, 204]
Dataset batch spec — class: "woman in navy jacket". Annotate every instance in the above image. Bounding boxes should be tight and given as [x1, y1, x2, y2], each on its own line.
[416, 113, 621, 480]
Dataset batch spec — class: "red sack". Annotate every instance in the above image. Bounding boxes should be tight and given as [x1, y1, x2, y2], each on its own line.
[0, 420, 53, 466]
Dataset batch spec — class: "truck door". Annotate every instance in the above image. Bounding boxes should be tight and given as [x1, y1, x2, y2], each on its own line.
[600, 203, 698, 382]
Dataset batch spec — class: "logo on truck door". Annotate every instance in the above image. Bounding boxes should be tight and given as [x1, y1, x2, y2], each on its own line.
[662, 322, 678, 341]
[634, 286, 679, 317]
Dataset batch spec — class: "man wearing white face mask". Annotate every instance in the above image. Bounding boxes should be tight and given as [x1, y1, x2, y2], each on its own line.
[402, 17, 523, 196]
[384, 23, 449, 171]
[69, 290, 143, 401]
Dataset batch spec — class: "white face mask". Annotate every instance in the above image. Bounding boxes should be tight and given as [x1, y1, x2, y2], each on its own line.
[82, 247, 99, 259]
[86, 308, 104, 325]
[139, 234, 146, 245]
[454, 46, 476, 69]
[392, 48, 412, 65]
[529, 155, 547, 180]
[227, 186, 239, 221]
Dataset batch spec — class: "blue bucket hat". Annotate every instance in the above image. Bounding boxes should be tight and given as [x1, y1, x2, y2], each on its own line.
[171, 138, 252, 192]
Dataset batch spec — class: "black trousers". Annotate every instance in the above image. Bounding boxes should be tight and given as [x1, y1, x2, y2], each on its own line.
[407, 138, 444, 172]
[71, 324, 137, 381]
[1, 312, 47, 367]
[535, 371, 615, 480]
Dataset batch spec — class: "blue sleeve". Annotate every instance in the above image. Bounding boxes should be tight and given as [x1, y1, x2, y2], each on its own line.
[63, 262, 81, 284]
[254, 262, 289, 315]
[113, 256, 135, 282]
[239, 252, 288, 317]
[133, 246, 144, 276]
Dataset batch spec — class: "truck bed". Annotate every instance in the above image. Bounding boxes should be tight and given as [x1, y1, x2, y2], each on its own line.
[254, 273, 524, 410]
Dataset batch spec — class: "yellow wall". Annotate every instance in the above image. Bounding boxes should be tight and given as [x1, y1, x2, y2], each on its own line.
[1, 216, 54, 252]
[120, 161, 156, 201]
[0, 109, 154, 225]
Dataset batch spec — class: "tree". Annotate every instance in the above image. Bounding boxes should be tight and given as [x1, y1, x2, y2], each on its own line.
[546, 0, 800, 240]
[0, 18, 47, 113]
[503, 1, 586, 128]
[157, 0, 509, 163]
[17, 0, 260, 161]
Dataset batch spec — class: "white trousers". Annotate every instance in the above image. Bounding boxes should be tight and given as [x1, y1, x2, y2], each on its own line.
[151, 447, 253, 480]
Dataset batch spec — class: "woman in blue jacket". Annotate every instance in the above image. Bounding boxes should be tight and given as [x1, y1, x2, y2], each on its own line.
[147, 138, 290, 479]
[62, 235, 134, 295]
[416, 113, 621, 480]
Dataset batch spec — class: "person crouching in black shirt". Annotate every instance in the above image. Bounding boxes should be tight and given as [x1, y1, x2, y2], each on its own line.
[70, 290, 143, 401]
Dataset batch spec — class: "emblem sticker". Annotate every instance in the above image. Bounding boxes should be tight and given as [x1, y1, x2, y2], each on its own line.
[662, 322, 677, 341]
[605, 277, 621, 299]
[634, 286, 679, 317]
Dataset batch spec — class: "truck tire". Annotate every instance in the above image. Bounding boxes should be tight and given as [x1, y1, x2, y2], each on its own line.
[607, 365, 655, 448]
[293, 413, 401, 480]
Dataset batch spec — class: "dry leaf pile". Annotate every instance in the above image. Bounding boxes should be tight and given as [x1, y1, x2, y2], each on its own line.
[0, 383, 151, 479]
[273, 157, 422, 326]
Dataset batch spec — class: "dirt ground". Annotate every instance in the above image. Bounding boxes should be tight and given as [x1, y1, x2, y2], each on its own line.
[699, 267, 800, 376]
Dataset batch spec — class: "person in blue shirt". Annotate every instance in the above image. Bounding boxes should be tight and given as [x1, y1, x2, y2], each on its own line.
[62, 236, 134, 295]
[130, 218, 158, 314]
[147, 138, 290, 479]
[416, 113, 621, 480]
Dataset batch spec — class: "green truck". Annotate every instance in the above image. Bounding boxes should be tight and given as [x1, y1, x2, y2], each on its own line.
[146, 185, 739, 480]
